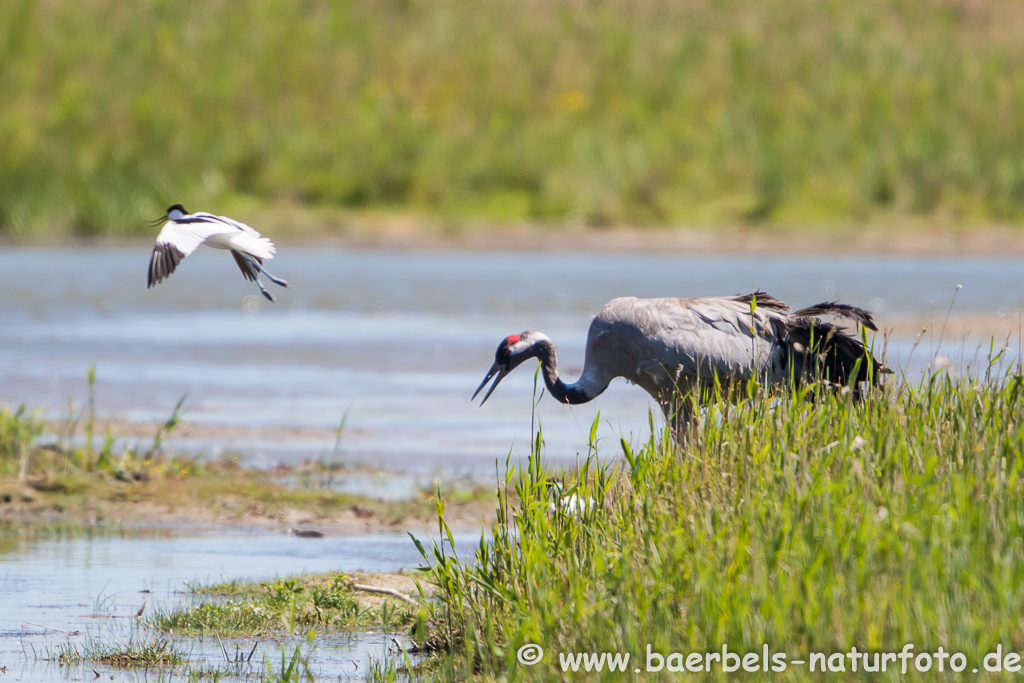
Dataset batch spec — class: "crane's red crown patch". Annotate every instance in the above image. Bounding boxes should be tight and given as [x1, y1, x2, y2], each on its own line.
[504, 334, 521, 345]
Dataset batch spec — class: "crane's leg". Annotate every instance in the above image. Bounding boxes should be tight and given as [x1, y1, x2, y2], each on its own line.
[660, 391, 696, 447]
[672, 398, 695, 445]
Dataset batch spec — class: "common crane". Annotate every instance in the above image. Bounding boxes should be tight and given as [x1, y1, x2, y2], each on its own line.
[474, 291, 887, 441]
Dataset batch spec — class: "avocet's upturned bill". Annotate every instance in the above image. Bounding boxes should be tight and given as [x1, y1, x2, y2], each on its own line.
[146, 204, 290, 302]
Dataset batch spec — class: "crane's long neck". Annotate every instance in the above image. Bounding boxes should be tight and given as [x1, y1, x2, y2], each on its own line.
[533, 339, 607, 405]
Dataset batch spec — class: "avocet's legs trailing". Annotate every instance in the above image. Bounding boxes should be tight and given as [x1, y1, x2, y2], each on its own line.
[254, 277, 275, 302]
[231, 251, 290, 302]
[235, 251, 289, 289]
[230, 252, 272, 302]
[255, 264, 290, 288]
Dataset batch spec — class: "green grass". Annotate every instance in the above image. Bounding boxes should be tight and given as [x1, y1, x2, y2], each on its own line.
[153, 573, 417, 637]
[0, 406, 43, 478]
[5, 0, 1024, 236]
[404, 365, 1024, 680]
[48, 636, 187, 667]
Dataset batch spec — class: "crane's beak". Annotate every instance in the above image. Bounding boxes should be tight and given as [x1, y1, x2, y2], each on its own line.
[146, 214, 168, 227]
[473, 362, 510, 405]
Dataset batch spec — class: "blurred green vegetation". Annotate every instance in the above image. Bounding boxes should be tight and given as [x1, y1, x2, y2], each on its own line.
[4, 0, 1024, 237]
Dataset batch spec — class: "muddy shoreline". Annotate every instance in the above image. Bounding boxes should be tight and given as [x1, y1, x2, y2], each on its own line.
[0, 454, 498, 538]
[12, 221, 1024, 257]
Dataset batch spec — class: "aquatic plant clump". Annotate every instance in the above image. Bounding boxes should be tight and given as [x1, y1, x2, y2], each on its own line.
[410, 368, 1024, 680]
[154, 573, 417, 637]
[154, 601, 280, 637]
[50, 637, 186, 667]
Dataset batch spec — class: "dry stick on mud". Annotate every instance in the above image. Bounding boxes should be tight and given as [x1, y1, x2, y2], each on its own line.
[350, 583, 417, 605]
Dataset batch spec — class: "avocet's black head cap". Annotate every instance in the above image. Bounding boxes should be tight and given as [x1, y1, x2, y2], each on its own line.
[148, 204, 188, 227]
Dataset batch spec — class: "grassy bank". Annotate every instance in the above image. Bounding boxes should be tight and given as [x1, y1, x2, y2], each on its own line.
[5, 0, 1024, 237]
[406, 366, 1024, 680]
[0, 404, 484, 537]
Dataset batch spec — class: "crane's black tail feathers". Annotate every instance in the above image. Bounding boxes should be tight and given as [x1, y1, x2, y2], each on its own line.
[731, 290, 791, 311]
[783, 315, 890, 397]
[792, 301, 878, 331]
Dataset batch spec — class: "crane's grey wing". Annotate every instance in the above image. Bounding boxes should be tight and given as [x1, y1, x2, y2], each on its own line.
[148, 219, 235, 287]
[622, 297, 784, 386]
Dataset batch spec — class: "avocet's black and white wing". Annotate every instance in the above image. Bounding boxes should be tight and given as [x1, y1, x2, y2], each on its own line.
[148, 218, 229, 287]
[146, 205, 278, 290]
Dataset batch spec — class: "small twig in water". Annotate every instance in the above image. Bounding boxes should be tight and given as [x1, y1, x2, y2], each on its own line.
[24, 622, 80, 636]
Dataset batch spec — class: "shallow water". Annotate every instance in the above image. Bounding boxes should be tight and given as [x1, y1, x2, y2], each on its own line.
[0, 245, 1021, 680]
[0, 528, 479, 681]
[0, 246, 1021, 470]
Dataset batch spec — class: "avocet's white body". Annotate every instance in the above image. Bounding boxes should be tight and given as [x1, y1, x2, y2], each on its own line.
[147, 204, 288, 301]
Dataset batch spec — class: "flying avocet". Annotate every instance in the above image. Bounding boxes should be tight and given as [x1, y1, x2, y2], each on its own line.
[146, 204, 289, 302]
